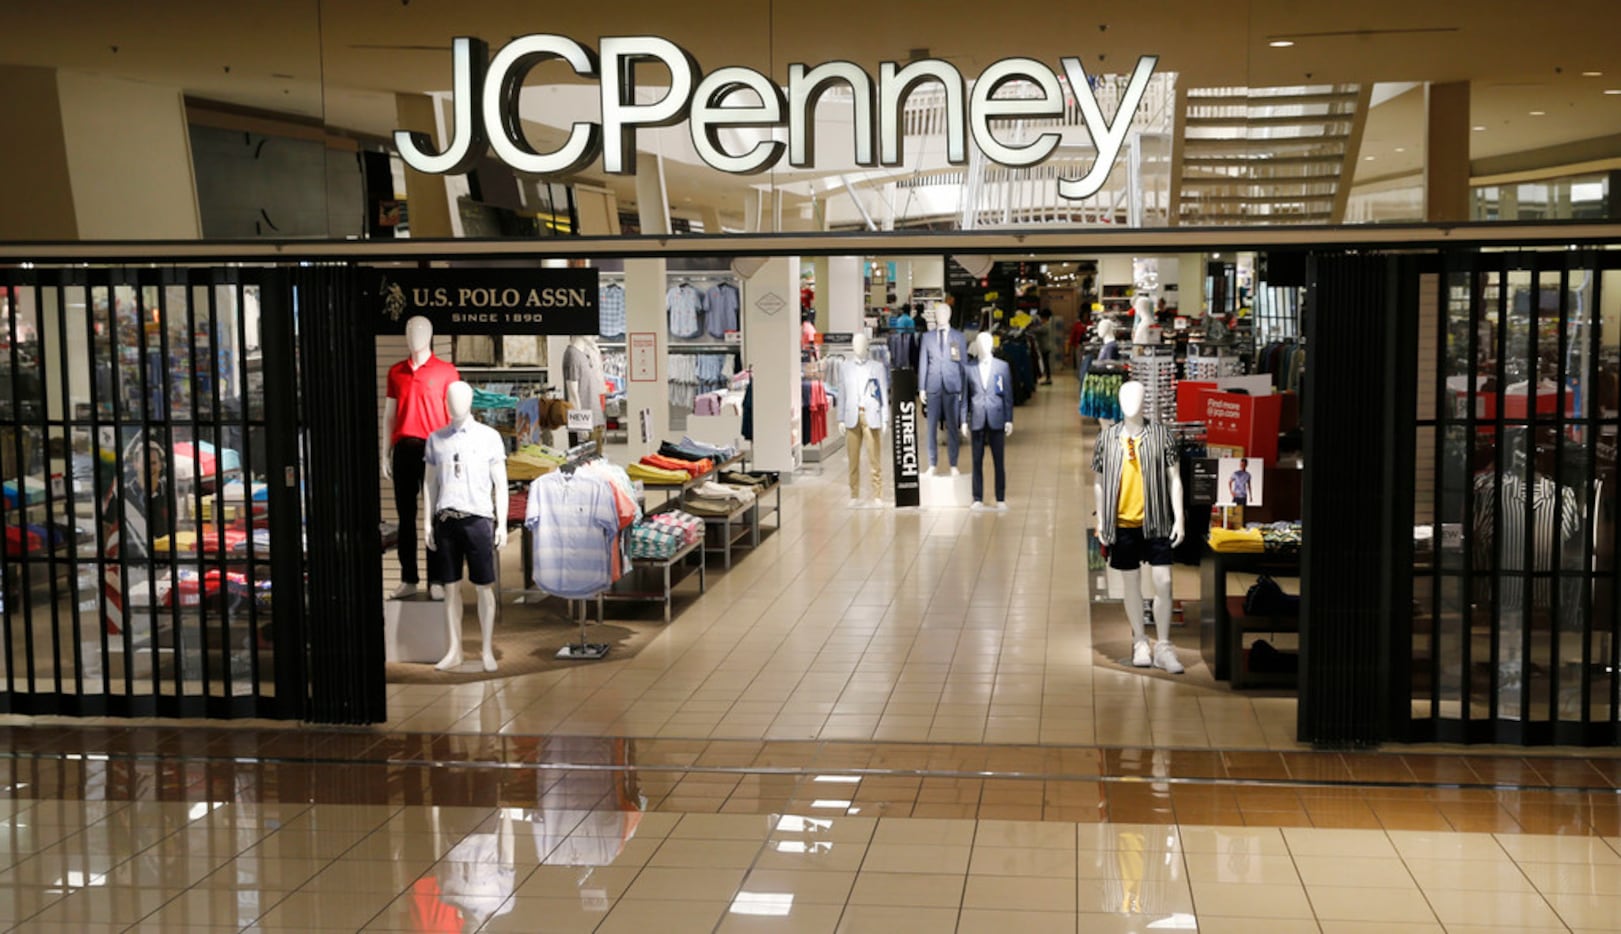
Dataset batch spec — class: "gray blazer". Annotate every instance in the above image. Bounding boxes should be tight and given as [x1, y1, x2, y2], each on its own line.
[963, 359, 1015, 430]
[917, 328, 968, 394]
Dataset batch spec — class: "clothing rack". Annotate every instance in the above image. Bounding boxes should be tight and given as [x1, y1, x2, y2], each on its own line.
[555, 438, 612, 661]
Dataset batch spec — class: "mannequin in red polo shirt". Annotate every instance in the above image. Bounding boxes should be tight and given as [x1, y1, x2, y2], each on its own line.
[382, 316, 460, 597]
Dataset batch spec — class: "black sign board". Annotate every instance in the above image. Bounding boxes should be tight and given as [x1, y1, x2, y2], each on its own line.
[821, 332, 856, 344]
[364, 267, 600, 335]
[891, 367, 921, 507]
[1189, 458, 1220, 506]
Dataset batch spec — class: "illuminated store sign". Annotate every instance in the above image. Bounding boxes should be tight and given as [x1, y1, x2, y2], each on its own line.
[395, 36, 1158, 201]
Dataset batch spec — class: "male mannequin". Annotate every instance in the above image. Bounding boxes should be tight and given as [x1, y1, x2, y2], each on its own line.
[837, 333, 889, 507]
[960, 331, 1014, 511]
[382, 316, 460, 598]
[1092, 381, 1186, 673]
[563, 335, 606, 443]
[916, 303, 968, 474]
[1131, 295, 1156, 346]
[424, 381, 509, 672]
[1096, 318, 1121, 361]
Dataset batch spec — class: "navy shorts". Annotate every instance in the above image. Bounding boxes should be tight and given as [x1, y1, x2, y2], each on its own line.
[1107, 526, 1174, 570]
[433, 514, 497, 585]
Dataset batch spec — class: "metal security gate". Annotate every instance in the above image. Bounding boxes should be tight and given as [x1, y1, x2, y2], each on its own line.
[1409, 250, 1621, 745]
[0, 265, 382, 722]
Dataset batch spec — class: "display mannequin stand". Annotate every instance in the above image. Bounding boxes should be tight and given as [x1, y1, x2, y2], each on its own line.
[552, 441, 612, 661]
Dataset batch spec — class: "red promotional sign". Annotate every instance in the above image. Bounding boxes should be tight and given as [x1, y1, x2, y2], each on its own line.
[1177, 383, 1281, 461]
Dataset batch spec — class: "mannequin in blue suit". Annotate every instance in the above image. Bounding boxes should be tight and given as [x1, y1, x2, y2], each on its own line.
[916, 304, 968, 472]
[960, 331, 1014, 511]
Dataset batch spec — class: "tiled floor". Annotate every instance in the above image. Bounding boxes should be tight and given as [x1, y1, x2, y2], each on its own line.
[5, 371, 1621, 932]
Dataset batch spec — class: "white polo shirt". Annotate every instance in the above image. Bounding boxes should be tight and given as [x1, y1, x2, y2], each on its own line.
[424, 419, 506, 519]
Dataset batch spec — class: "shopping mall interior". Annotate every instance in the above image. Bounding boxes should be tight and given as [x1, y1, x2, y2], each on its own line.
[2, 2, 1621, 932]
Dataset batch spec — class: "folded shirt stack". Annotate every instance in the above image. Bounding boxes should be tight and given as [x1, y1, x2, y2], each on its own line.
[626, 522, 685, 560]
[507, 444, 568, 480]
[646, 510, 704, 544]
[626, 462, 690, 484]
[1208, 527, 1265, 554]
[691, 481, 754, 506]
[716, 470, 775, 489]
[639, 453, 712, 478]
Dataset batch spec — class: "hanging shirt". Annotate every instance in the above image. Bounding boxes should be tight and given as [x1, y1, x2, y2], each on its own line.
[1092, 422, 1178, 545]
[666, 283, 705, 339]
[704, 283, 740, 338]
[386, 354, 461, 444]
[599, 283, 627, 338]
[424, 419, 505, 519]
[1117, 434, 1145, 527]
[525, 471, 621, 598]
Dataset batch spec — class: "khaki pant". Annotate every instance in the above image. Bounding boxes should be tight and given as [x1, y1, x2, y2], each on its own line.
[847, 412, 883, 499]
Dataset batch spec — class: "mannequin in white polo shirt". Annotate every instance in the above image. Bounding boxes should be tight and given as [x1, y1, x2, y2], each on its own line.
[424, 381, 509, 672]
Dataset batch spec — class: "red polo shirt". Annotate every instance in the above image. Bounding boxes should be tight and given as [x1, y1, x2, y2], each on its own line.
[387, 354, 461, 445]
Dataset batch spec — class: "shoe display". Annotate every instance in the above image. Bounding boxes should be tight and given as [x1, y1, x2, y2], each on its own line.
[1154, 641, 1185, 674]
[1132, 640, 1152, 667]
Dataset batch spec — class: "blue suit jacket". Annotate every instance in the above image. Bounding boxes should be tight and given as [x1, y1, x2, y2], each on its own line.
[917, 328, 968, 394]
[963, 359, 1015, 430]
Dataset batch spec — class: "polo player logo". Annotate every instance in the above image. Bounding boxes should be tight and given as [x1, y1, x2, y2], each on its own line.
[381, 278, 408, 322]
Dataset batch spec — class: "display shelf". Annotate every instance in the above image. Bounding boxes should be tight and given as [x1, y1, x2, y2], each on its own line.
[1197, 549, 1300, 686]
[697, 497, 755, 570]
[597, 536, 705, 624]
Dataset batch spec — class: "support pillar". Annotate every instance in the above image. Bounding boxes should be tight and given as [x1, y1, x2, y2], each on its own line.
[808, 258, 830, 332]
[1424, 81, 1472, 223]
[1179, 253, 1206, 317]
[827, 256, 865, 333]
[742, 257, 802, 472]
[635, 152, 671, 236]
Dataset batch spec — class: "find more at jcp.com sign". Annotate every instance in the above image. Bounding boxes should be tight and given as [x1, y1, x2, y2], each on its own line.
[366, 268, 600, 335]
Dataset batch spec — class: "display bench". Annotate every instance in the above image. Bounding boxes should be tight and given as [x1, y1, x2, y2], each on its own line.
[597, 535, 705, 624]
[636, 453, 743, 505]
[693, 478, 781, 570]
[1198, 549, 1300, 689]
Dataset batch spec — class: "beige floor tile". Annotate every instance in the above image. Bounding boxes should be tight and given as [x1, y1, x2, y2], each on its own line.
[1282, 827, 1398, 859]
[1404, 856, 1534, 892]
[1174, 825, 1289, 857]
[716, 901, 845, 933]
[1384, 830, 1507, 862]
[859, 843, 970, 875]
[834, 905, 961, 933]
[1494, 833, 1621, 865]
[670, 813, 777, 841]
[1545, 891, 1621, 929]
[846, 871, 965, 908]
[623, 866, 748, 902]
[1422, 888, 1564, 928]
[754, 839, 869, 873]
[1180, 852, 1300, 885]
[1189, 880, 1314, 919]
[870, 817, 976, 847]
[596, 897, 728, 934]
[1316, 923, 1440, 934]
[1293, 854, 1416, 889]
[250, 890, 397, 929]
[1517, 859, 1621, 895]
[515, 864, 640, 900]
[957, 908, 1076, 934]
[1070, 913, 1200, 933]
[1306, 885, 1436, 923]
[962, 873, 1076, 913]
[973, 820, 1076, 850]
[968, 845, 1077, 878]
[650, 838, 764, 869]
[738, 869, 856, 905]
[477, 896, 610, 933]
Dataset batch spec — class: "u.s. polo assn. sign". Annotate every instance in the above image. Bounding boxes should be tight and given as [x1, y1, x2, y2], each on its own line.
[395, 35, 1158, 201]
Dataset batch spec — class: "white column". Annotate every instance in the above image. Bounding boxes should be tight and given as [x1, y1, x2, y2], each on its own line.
[1179, 253, 1206, 317]
[742, 257, 802, 472]
[623, 259, 668, 459]
[634, 152, 671, 236]
[808, 257, 829, 331]
[827, 256, 865, 333]
[892, 259, 913, 306]
[911, 256, 945, 292]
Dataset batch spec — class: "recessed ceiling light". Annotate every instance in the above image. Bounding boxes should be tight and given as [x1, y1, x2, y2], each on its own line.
[1363, 155, 1376, 161]
[1473, 125, 1487, 131]
[1582, 71, 1603, 77]
[1529, 110, 1546, 116]
[1269, 39, 1295, 48]
[1394, 147, 1406, 153]
[1606, 89, 1621, 95]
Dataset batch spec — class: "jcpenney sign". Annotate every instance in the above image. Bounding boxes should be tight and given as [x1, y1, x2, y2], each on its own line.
[395, 36, 1158, 201]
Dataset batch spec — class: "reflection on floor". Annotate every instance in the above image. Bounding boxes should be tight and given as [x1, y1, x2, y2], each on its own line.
[5, 374, 1621, 932]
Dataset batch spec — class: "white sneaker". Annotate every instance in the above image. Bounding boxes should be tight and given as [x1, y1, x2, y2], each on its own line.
[390, 582, 418, 599]
[995, 501, 1008, 512]
[970, 501, 985, 512]
[1154, 641, 1185, 674]
[1131, 640, 1152, 667]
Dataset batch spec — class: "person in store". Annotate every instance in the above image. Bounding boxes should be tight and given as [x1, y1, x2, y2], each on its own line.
[1032, 308, 1056, 385]
[1228, 458, 1253, 508]
[1092, 380, 1186, 673]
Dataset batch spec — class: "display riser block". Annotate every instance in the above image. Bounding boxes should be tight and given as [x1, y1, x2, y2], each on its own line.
[385, 596, 451, 664]
[919, 468, 974, 508]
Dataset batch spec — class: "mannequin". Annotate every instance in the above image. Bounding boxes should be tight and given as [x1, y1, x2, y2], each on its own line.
[1092, 381, 1186, 673]
[916, 303, 967, 474]
[1095, 318, 1122, 429]
[960, 331, 1014, 511]
[382, 316, 460, 598]
[424, 382, 509, 672]
[837, 333, 889, 507]
[1131, 295, 1156, 346]
[563, 335, 606, 443]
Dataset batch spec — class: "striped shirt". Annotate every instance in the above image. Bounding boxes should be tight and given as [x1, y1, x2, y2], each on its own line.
[599, 283, 626, 338]
[1092, 422, 1179, 545]
[525, 471, 621, 598]
[1472, 470, 1583, 608]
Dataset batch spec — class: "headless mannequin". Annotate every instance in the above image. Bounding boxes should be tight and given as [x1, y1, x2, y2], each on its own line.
[926, 305, 963, 475]
[1095, 318, 1120, 430]
[962, 331, 1013, 511]
[564, 335, 604, 445]
[1094, 381, 1185, 668]
[425, 382, 510, 672]
[839, 333, 885, 507]
[1131, 295, 1156, 346]
[383, 316, 448, 600]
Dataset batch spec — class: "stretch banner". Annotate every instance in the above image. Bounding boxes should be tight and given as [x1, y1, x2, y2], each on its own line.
[891, 367, 921, 508]
[364, 267, 600, 335]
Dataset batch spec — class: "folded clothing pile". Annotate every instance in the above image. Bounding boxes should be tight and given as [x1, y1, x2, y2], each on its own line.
[627, 510, 705, 559]
[627, 462, 690, 484]
[638, 453, 713, 479]
[1207, 526, 1264, 554]
[506, 444, 568, 481]
[660, 436, 738, 462]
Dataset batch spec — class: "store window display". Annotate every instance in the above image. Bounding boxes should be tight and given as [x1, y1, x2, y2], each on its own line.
[1093, 380, 1186, 673]
[837, 334, 889, 507]
[382, 316, 460, 598]
[961, 331, 1014, 511]
[917, 303, 968, 475]
[423, 381, 509, 672]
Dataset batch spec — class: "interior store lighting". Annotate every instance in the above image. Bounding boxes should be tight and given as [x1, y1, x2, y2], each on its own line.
[1268, 39, 1295, 47]
[1529, 110, 1546, 116]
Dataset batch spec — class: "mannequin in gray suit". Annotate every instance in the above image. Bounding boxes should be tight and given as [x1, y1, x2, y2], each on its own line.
[961, 331, 1015, 511]
[917, 304, 968, 473]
